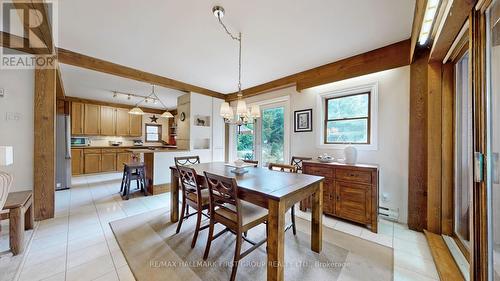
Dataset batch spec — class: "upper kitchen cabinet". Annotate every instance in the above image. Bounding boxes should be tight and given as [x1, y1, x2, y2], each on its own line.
[100, 106, 116, 136]
[83, 103, 101, 135]
[116, 108, 130, 136]
[129, 114, 142, 137]
[71, 102, 84, 135]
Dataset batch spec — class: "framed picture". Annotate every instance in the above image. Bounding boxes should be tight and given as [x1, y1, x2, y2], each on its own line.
[294, 109, 312, 132]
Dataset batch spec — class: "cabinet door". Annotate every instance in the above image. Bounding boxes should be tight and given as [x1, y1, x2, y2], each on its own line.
[116, 108, 130, 136]
[71, 102, 84, 135]
[84, 153, 101, 174]
[129, 114, 142, 137]
[84, 104, 101, 135]
[116, 152, 132, 171]
[100, 106, 116, 136]
[101, 153, 117, 172]
[322, 180, 335, 215]
[71, 149, 83, 175]
[335, 181, 371, 224]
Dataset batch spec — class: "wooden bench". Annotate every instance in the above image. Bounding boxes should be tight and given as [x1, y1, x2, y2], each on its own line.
[0, 191, 34, 255]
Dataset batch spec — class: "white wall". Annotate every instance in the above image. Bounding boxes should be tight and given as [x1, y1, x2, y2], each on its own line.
[0, 64, 34, 192]
[231, 66, 410, 223]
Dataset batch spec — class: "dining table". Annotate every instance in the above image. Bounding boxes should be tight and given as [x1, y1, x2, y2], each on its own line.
[169, 162, 324, 281]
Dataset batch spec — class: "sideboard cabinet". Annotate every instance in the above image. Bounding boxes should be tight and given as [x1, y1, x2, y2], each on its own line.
[300, 161, 379, 233]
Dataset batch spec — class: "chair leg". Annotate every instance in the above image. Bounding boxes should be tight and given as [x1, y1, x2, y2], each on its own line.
[230, 232, 243, 281]
[203, 218, 215, 260]
[291, 205, 297, 235]
[191, 209, 203, 248]
[243, 231, 247, 237]
[176, 196, 187, 234]
[125, 173, 131, 200]
[119, 167, 126, 193]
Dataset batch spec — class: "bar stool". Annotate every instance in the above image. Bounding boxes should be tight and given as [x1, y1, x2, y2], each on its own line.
[120, 162, 147, 200]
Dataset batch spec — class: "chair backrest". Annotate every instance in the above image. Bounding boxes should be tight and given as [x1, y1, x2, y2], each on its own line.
[268, 163, 297, 173]
[0, 172, 13, 210]
[204, 172, 241, 224]
[242, 159, 258, 167]
[174, 156, 200, 166]
[177, 165, 202, 203]
[290, 156, 312, 172]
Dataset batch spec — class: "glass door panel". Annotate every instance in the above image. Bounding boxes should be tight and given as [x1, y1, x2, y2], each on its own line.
[236, 123, 255, 160]
[261, 105, 285, 166]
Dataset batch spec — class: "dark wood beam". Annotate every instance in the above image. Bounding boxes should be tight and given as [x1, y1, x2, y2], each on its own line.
[410, 0, 427, 63]
[0, 31, 40, 54]
[429, 0, 475, 62]
[56, 48, 226, 100]
[56, 64, 65, 98]
[12, 0, 54, 53]
[60, 96, 171, 115]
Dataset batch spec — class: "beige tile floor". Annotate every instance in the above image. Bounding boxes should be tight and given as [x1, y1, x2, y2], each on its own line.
[7, 173, 439, 281]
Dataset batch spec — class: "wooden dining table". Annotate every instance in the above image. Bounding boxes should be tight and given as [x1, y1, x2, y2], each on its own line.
[169, 162, 324, 281]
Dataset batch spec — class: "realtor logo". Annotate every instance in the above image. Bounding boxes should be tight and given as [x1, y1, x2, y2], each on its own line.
[1, 1, 57, 69]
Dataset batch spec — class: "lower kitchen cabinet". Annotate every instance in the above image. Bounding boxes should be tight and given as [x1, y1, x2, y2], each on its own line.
[71, 148, 84, 175]
[84, 152, 101, 174]
[300, 161, 379, 233]
[72, 148, 133, 175]
[101, 153, 117, 172]
[116, 152, 132, 171]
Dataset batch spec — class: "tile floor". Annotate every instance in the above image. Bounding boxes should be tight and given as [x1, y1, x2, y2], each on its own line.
[4, 173, 439, 281]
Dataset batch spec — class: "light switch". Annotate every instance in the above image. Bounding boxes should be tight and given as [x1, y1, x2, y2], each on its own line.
[0, 88, 4, 98]
[5, 112, 22, 121]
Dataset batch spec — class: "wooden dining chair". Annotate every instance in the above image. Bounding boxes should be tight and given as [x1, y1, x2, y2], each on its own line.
[242, 159, 258, 167]
[203, 172, 268, 281]
[268, 163, 298, 235]
[175, 165, 211, 248]
[290, 156, 312, 173]
[174, 156, 201, 166]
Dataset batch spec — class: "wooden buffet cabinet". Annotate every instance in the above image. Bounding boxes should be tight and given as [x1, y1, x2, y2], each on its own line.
[71, 148, 134, 175]
[300, 161, 379, 233]
[71, 101, 142, 136]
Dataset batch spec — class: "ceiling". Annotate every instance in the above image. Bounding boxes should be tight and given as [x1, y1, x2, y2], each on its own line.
[60, 64, 184, 110]
[57, 0, 416, 95]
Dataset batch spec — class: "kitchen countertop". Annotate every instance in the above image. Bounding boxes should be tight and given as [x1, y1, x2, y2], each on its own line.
[71, 145, 178, 149]
[125, 148, 187, 153]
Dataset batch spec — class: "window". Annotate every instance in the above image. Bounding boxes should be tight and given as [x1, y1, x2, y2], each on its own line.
[236, 123, 255, 160]
[324, 92, 370, 144]
[145, 124, 162, 142]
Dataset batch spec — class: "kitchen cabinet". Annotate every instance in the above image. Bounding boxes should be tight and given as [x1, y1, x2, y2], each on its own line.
[71, 148, 83, 175]
[71, 102, 84, 135]
[84, 104, 101, 135]
[84, 149, 102, 174]
[116, 108, 130, 136]
[100, 106, 116, 136]
[116, 152, 132, 170]
[101, 151, 117, 172]
[301, 161, 379, 233]
[129, 114, 142, 137]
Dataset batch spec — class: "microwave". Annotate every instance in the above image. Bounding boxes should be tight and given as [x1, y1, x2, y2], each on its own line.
[71, 137, 90, 147]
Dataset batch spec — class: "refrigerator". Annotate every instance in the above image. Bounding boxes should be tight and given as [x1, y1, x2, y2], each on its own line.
[56, 113, 71, 190]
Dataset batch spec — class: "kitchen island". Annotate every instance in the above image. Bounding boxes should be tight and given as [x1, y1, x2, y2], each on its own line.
[127, 148, 206, 195]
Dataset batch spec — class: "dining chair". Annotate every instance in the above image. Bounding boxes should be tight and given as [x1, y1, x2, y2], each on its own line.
[268, 163, 298, 235]
[174, 156, 201, 216]
[290, 156, 312, 173]
[203, 172, 268, 281]
[242, 159, 258, 167]
[176, 165, 211, 248]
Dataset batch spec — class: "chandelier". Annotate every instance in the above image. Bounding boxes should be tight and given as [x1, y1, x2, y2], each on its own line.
[213, 6, 260, 126]
[129, 85, 174, 118]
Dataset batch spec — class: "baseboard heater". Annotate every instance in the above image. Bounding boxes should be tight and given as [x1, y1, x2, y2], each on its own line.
[378, 206, 399, 222]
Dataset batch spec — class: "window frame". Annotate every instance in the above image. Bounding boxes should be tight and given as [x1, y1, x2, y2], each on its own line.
[145, 124, 162, 143]
[323, 92, 371, 145]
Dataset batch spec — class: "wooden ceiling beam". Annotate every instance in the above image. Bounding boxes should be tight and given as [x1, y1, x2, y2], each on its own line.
[56, 64, 65, 98]
[60, 96, 170, 114]
[11, 0, 54, 53]
[410, 0, 427, 63]
[429, 0, 475, 62]
[56, 48, 226, 100]
[1, 31, 42, 54]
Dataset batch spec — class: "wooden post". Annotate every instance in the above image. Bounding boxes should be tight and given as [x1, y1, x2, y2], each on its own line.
[33, 64, 56, 220]
[267, 199, 285, 281]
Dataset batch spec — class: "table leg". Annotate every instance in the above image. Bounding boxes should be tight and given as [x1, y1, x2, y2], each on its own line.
[170, 169, 179, 223]
[311, 181, 323, 253]
[25, 201, 34, 230]
[267, 199, 285, 281]
[10, 207, 24, 255]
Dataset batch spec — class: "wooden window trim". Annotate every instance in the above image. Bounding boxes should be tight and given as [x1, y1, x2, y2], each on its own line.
[324, 92, 371, 145]
[145, 124, 162, 142]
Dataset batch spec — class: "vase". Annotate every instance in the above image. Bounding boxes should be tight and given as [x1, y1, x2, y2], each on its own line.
[0, 170, 13, 210]
[344, 146, 357, 164]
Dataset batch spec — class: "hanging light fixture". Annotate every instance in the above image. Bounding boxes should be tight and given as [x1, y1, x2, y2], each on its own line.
[213, 6, 259, 127]
[128, 85, 173, 117]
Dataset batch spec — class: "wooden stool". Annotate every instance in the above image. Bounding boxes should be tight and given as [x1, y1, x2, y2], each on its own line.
[120, 162, 147, 200]
[0, 191, 34, 255]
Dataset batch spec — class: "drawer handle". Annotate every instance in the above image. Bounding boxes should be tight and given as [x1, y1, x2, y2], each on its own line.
[349, 173, 356, 177]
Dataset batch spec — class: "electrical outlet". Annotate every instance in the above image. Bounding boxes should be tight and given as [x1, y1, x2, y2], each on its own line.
[0, 88, 4, 98]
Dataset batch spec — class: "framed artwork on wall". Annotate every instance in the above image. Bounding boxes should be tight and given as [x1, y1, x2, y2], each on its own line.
[294, 109, 313, 132]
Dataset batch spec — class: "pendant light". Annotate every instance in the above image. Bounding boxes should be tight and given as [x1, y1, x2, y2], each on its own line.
[128, 85, 173, 118]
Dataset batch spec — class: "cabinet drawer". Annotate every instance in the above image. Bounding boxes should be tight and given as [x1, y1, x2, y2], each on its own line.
[102, 148, 118, 153]
[304, 165, 333, 178]
[83, 149, 102, 154]
[335, 168, 372, 184]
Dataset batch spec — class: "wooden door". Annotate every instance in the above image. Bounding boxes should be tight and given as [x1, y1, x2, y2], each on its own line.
[84, 153, 101, 174]
[129, 114, 142, 137]
[84, 104, 100, 135]
[100, 106, 116, 136]
[335, 181, 371, 224]
[116, 108, 130, 136]
[71, 102, 84, 135]
[71, 149, 83, 175]
[101, 153, 117, 172]
[116, 152, 131, 170]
